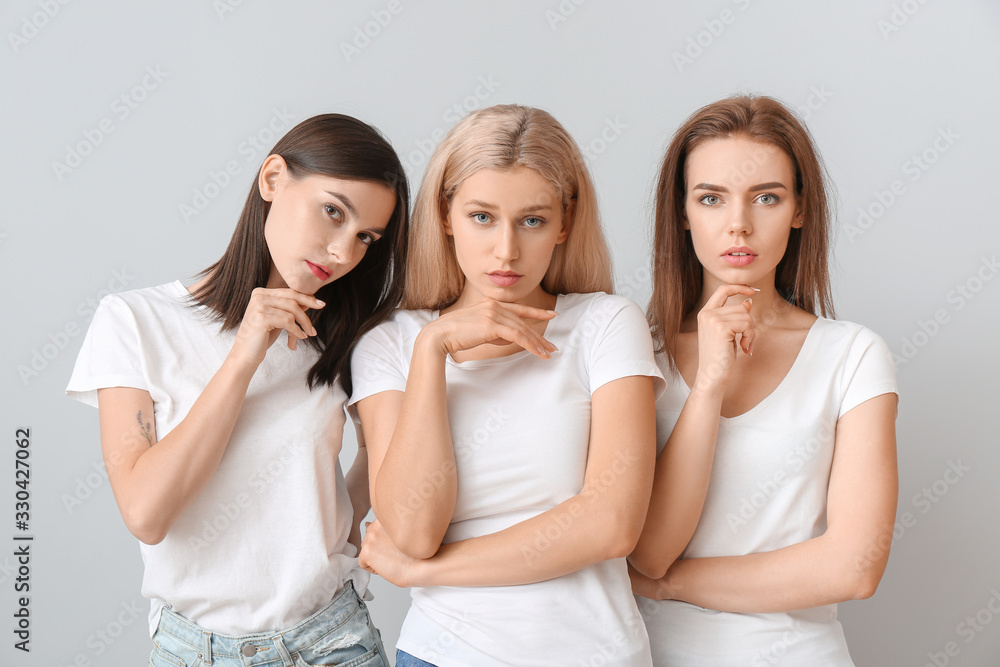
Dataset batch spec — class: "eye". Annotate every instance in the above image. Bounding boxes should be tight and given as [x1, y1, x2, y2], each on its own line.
[698, 194, 721, 206]
[471, 212, 492, 224]
[755, 193, 780, 205]
[324, 204, 343, 221]
[522, 217, 545, 228]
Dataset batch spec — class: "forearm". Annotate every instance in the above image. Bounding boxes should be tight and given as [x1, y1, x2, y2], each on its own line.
[655, 534, 877, 613]
[102, 354, 257, 543]
[631, 385, 723, 578]
[410, 487, 639, 588]
[374, 334, 457, 555]
[345, 445, 371, 552]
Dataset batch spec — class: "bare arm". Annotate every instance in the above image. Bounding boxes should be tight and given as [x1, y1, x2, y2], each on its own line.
[360, 375, 657, 587]
[359, 300, 557, 559]
[345, 421, 372, 552]
[632, 393, 898, 611]
[630, 284, 756, 578]
[97, 288, 323, 545]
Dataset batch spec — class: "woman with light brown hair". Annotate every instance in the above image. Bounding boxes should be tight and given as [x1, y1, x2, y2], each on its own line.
[629, 95, 898, 665]
[350, 104, 661, 666]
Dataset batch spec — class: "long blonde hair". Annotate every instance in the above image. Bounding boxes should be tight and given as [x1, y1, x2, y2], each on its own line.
[403, 104, 612, 310]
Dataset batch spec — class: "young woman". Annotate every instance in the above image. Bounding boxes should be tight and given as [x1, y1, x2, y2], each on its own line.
[349, 104, 661, 666]
[629, 95, 898, 665]
[66, 114, 408, 667]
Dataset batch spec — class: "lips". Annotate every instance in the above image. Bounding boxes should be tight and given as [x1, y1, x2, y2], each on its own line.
[722, 247, 757, 267]
[488, 271, 522, 287]
[306, 261, 332, 280]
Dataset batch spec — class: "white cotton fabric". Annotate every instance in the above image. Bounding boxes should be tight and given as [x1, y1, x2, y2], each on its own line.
[66, 281, 368, 636]
[637, 317, 898, 666]
[350, 292, 663, 667]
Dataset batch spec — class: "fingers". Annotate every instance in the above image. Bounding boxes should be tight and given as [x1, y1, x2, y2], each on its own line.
[703, 283, 758, 310]
[496, 302, 559, 322]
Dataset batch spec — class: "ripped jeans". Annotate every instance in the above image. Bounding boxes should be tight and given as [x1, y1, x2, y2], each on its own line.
[149, 581, 388, 667]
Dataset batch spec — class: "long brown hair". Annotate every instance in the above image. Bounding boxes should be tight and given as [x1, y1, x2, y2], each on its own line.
[192, 114, 409, 394]
[649, 95, 834, 367]
[404, 104, 612, 310]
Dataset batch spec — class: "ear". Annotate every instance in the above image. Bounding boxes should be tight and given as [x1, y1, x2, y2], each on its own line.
[258, 154, 288, 202]
[555, 199, 574, 244]
[791, 201, 805, 228]
[442, 209, 454, 237]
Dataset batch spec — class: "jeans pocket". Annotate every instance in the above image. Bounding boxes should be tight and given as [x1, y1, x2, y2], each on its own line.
[149, 641, 189, 667]
[292, 608, 387, 667]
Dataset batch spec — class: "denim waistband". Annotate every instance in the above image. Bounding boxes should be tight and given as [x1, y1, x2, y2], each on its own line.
[154, 580, 365, 666]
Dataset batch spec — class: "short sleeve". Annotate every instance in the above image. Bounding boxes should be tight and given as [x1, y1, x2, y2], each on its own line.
[65, 294, 148, 408]
[839, 326, 898, 418]
[587, 296, 665, 396]
[348, 320, 407, 408]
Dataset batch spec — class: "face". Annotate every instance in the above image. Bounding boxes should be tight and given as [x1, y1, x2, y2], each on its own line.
[259, 155, 397, 294]
[444, 166, 569, 307]
[683, 136, 803, 291]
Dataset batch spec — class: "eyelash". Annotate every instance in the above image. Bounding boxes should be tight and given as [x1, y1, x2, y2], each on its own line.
[470, 213, 546, 228]
[326, 204, 378, 247]
[697, 193, 781, 206]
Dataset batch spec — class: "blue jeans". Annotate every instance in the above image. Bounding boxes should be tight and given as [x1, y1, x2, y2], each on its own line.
[148, 581, 388, 666]
[394, 651, 437, 667]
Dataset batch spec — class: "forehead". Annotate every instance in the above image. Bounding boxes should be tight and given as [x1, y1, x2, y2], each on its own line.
[454, 166, 560, 207]
[685, 137, 794, 189]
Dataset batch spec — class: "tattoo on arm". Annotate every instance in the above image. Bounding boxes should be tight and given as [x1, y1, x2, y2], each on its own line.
[136, 410, 153, 445]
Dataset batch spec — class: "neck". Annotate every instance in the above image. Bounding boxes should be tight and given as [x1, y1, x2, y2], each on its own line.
[695, 274, 794, 330]
[446, 282, 556, 313]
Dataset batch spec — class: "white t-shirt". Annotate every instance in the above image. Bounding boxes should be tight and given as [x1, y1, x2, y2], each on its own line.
[350, 292, 663, 667]
[66, 281, 368, 636]
[637, 317, 898, 666]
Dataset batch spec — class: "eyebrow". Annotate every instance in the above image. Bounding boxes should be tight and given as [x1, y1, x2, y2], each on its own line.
[462, 199, 556, 213]
[692, 182, 788, 192]
[324, 191, 358, 217]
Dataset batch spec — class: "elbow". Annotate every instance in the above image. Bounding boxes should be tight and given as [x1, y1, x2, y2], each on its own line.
[121, 506, 169, 545]
[383, 524, 443, 560]
[602, 513, 647, 564]
[628, 555, 668, 581]
[850, 569, 885, 600]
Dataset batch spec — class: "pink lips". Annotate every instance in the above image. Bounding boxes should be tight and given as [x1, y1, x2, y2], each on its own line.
[306, 261, 331, 280]
[722, 247, 756, 267]
[488, 271, 522, 287]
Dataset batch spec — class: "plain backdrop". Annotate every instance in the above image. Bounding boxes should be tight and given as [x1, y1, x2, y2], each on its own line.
[3, 1, 998, 665]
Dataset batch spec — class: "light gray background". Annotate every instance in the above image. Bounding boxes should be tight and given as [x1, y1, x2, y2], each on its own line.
[3, 1, 998, 665]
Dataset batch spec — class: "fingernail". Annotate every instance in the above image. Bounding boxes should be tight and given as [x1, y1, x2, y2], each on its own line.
[316, 299, 326, 306]
[752, 288, 760, 292]
[546, 310, 558, 316]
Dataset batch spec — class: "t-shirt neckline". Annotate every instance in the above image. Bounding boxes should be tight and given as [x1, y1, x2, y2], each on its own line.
[679, 316, 823, 424]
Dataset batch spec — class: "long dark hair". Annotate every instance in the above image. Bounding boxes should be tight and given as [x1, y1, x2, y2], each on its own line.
[192, 113, 409, 394]
[649, 95, 834, 367]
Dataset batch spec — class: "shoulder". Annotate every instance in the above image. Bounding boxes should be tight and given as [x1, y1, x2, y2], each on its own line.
[810, 317, 890, 354]
[357, 307, 433, 350]
[557, 291, 645, 328]
[93, 281, 193, 324]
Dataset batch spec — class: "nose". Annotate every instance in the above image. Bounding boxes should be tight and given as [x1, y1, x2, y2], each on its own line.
[728, 201, 752, 237]
[494, 221, 519, 262]
[327, 233, 359, 267]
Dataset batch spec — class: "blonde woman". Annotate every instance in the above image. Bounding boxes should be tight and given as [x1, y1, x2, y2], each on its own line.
[350, 104, 661, 666]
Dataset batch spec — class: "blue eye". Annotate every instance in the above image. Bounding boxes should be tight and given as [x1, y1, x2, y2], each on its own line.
[698, 194, 721, 206]
[522, 217, 544, 228]
[756, 193, 779, 205]
[472, 212, 491, 224]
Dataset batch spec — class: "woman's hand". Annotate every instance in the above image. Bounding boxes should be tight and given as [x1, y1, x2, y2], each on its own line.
[229, 287, 325, 367]
[421, 299, 558, 359]
[692, 284, 757, 394]
[359, 519, 421, 588]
